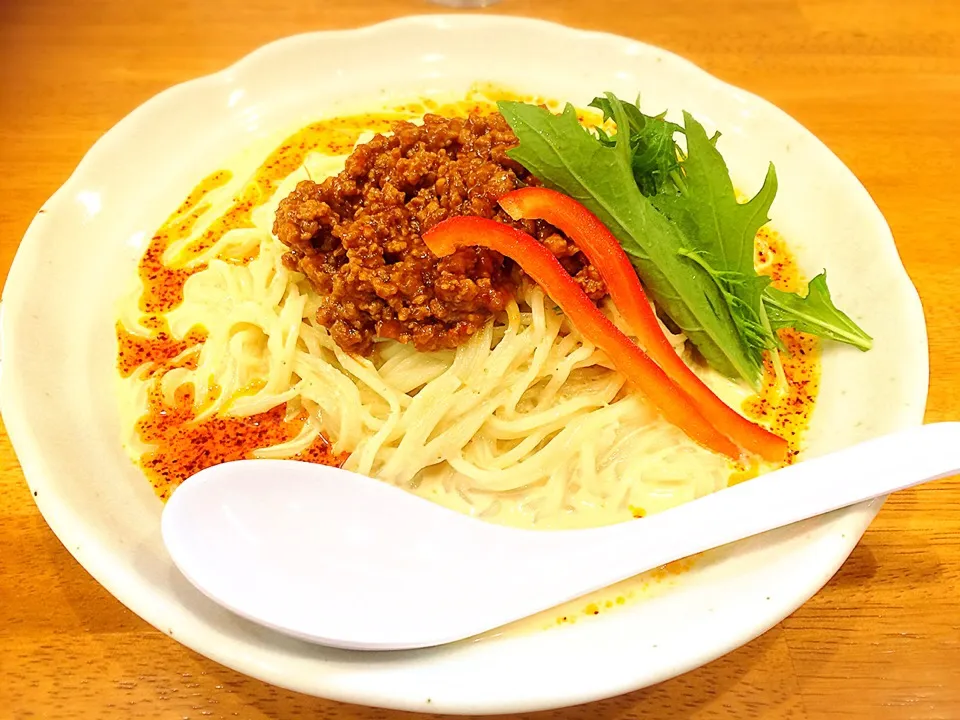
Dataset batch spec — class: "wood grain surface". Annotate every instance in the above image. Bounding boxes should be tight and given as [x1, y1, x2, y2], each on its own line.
[2, 1, 959, 718]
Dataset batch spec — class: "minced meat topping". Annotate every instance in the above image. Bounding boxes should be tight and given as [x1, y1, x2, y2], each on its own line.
[273, 112, 605, 355]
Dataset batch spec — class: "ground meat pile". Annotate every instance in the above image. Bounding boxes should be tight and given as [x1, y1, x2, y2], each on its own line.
[273, 112, 605, 355]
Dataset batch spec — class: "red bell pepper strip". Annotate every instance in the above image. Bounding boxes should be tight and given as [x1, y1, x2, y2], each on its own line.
[422, 216, 741, 460]
[499, 187, 787, 463]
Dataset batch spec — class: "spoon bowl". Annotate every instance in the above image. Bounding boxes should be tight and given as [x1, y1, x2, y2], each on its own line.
[162, 422, 960, 651]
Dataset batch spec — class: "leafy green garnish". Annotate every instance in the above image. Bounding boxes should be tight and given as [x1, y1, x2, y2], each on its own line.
[499, 96, 763, 384]
[652, 111, 779, 374]
[764, 273, 872, 350]
[497, 93, 871, 387]
[588, 96, 685, 197]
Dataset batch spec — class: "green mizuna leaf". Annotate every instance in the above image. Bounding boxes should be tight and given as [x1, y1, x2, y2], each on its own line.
[587, 96, 685, 197]
[651, 111, 779, 376]
[763, 273, 873, 350]
[498, 96, 760, 384]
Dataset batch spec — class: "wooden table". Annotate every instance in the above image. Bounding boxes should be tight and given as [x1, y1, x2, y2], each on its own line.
[2, 1, 959, 717]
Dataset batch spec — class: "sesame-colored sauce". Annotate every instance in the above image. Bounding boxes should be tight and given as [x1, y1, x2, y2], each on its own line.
[137, 383, 344, 500]
[137, 170, 231, 314]
[115, 320, 206, 378]
[556, 558, 695, 625]
[120, 114, 405, 500]
[746, 227, 821, 465]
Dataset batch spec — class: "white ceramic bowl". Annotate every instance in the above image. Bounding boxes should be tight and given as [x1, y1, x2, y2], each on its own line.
[3, 15, 927, 714]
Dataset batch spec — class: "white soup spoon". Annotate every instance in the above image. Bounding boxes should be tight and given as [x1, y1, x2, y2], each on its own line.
[161, 422, 960, 651]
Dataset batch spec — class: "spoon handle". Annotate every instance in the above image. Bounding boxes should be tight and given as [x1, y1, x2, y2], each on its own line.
[559, 423, 960, 593]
